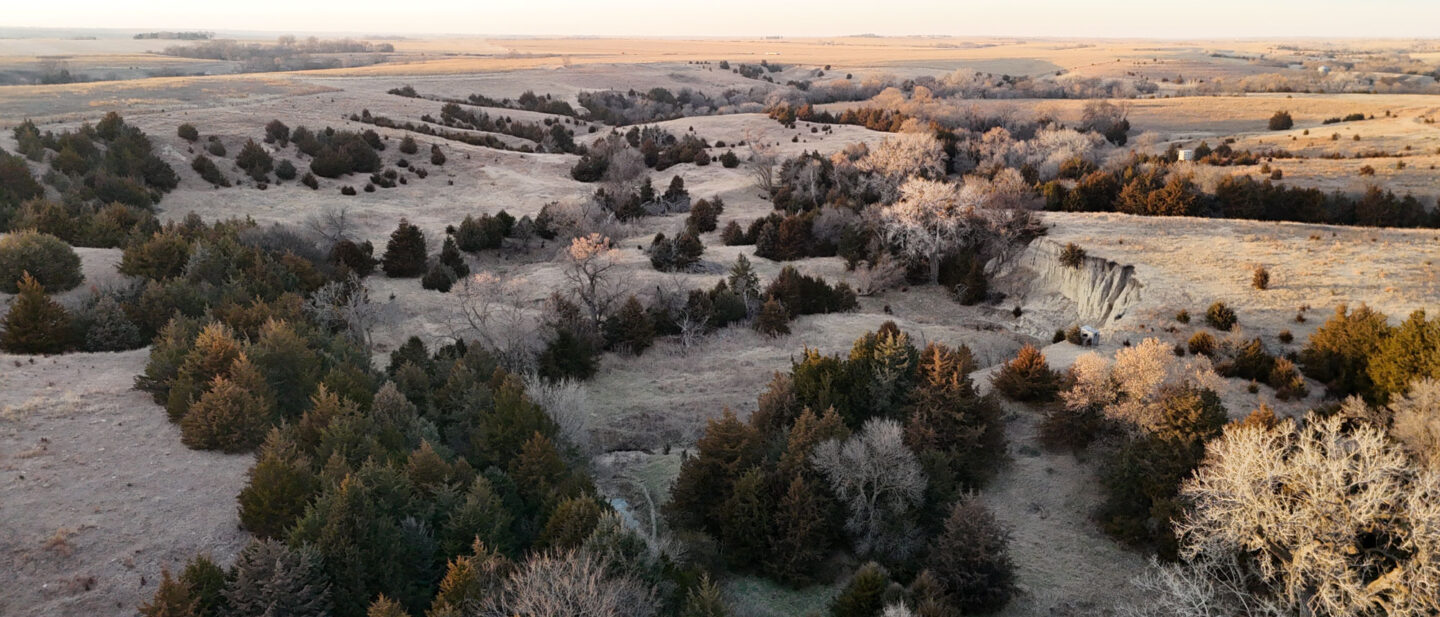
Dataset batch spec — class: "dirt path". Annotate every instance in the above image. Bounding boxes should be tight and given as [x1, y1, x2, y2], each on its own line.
[981, 401, 1148, 617]
[0, 350, 251, 616]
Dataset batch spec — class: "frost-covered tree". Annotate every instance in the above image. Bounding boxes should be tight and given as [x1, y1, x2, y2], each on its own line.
[879, 178, 977, 284]
[1177, 414, 1440, 617]
[859, 132, 946, 201]
[490, 549, 657, 617]
[563, 234, 623, 331]
[1390, 378, 1440, 469]
[812, 418, 926, 560]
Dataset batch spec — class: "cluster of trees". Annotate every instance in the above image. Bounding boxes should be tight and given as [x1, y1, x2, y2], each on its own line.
[159, 37, 393, 72]
[1300, 304, 1440, 403]
[12, 114, 179, 209]
[1041, 156, 1440, 228]
[143, 329, 736, 617]
[2, 216, 336, 356]
[666, 323, 1016, 613]
[355, 110, 519, 154]
[388, 85, 582, 118]
[434, 103, 580, 154]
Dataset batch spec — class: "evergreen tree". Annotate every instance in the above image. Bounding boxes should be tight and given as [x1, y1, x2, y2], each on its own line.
[443, 477, 517, 558]
[367, 595, 412, 617]
[249, 319, 319, 420]
[382, 218, 428, 278]
[1367, 310, 1440, 402]
[928, 499, 1016, 613]
[666, 409, 760, 533]
[673, 230, 705, 270]
[180, 554, 228, 617]
[422, 263, 457, 292]
[180, 355, 273, 452]
[829, 562, 889, 617]
[991, 344, 1060, 402]
[1300, 304, 1391, 399]
[604, 296, 655, 356]
[82, 294, 142, 351]
[440, 236, 469, 277]
[754, 298, 790, 337]
[681, 575, 733, 617]
[767, 473, 830, 585]
[727, 254, 761, 310]
[719, 466, 772, 568]
[1, 273, 74, 354]
[539, 497, 606, 550]
[223, 539, 333, 617]
[238, 447, 319, 539]
[139, 569, 198, 617]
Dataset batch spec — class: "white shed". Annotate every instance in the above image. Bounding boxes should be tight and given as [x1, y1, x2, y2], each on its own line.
[1177, 149, 1196, 162]
[1080, 326, 1101, 347]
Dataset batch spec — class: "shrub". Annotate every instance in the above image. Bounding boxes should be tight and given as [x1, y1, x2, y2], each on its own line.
[927, 499, 1016, 613]
[398, 135, 418, 155]
[274, 159, 297, 181]
[299, 172, 318, 189]
[1205, 302, 1237, 331]
[421, 263, 456, 292]
[238, 449, 318, 540]
[687, 197, 724, 233]
[1187, 331, 1217, 356]
[329, 240, 376, 277]
[1, 273, 74, 354]
[1175, 309, 1190, 324]
[120, 231, 190, 281]
[1252, 266, 1270, 290]
[992, 344, 1060, 402]
[223, 539, 333, 617]
[81, 295, 142, 351]
[177, 123, 199, 142]
[264, 119, 290, 145]
[754, 298, 790, 337]
[0, 230, 83, 293]
[431, 144, 446, 166]
[340, 185, 356, 196]
[192, 154, 229, 187]
[829, 562, 889, 617]
[381, 218, 427, 277]
[1064, 325, 1083, 345]
[538, 328, 599, 381]
[763, 266, 858, 318]
[719, 150, 740, 168]
[1059, 242, 1086, 268]
[1268, 110, 1294, 131]
[720, 220, 747, 245]
[206, 140, 226, 157]
[179, 359, 272, 453]
[603, 296, 654, 355]
[1359, 164, 1376, 176]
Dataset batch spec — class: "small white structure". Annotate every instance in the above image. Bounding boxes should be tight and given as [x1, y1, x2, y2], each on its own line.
[1177, 149, 1196, 162]
[1080, 326, 1101, 347]
[1317, 65, 1331, 75]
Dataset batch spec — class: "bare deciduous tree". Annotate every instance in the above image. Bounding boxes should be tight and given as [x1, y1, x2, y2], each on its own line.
[448, 272, 542, 371]
[303, 206, 355, 247]
[522, 373, 592, 453]
[859, 132, 946, 201]
[1391, 378, 1440, 469]
[563, 234, 624, 331]
[304, 275, 378, 353]
[879, 178, 977, 285]
[1122, 554, 1287, 617]
[1177, 414, 1440, 617]
[812, 418, 927, 560]
[745, 129, 778, 198]
[488, 549, 657, 617]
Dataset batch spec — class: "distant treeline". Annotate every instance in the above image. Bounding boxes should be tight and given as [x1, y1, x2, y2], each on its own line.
[160, 37, 393, 72]
[134, 31, 213, 40]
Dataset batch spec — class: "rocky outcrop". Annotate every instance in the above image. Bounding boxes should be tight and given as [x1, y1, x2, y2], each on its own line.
[997, 239, 1142, 328]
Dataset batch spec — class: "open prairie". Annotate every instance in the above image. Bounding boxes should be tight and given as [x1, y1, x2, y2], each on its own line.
[2, 27, 1438, 617]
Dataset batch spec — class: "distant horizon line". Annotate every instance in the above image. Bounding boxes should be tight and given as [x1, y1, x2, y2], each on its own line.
[4, 26, 1440, 42]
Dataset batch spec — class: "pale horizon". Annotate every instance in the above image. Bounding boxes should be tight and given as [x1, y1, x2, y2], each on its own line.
[7, 0, 1440, 39]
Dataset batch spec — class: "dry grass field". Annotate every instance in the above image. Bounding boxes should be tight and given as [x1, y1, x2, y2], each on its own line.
[1, 34, 1438, 617]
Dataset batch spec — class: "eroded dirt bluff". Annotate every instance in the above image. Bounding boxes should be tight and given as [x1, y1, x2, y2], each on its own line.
[995, 238, 1143, 335]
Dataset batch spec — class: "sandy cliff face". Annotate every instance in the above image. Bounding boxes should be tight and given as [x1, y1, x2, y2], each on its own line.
[996, 238, 1144, 334]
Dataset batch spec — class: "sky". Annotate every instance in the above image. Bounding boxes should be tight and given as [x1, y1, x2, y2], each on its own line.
[8, 0, 1440, 38]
